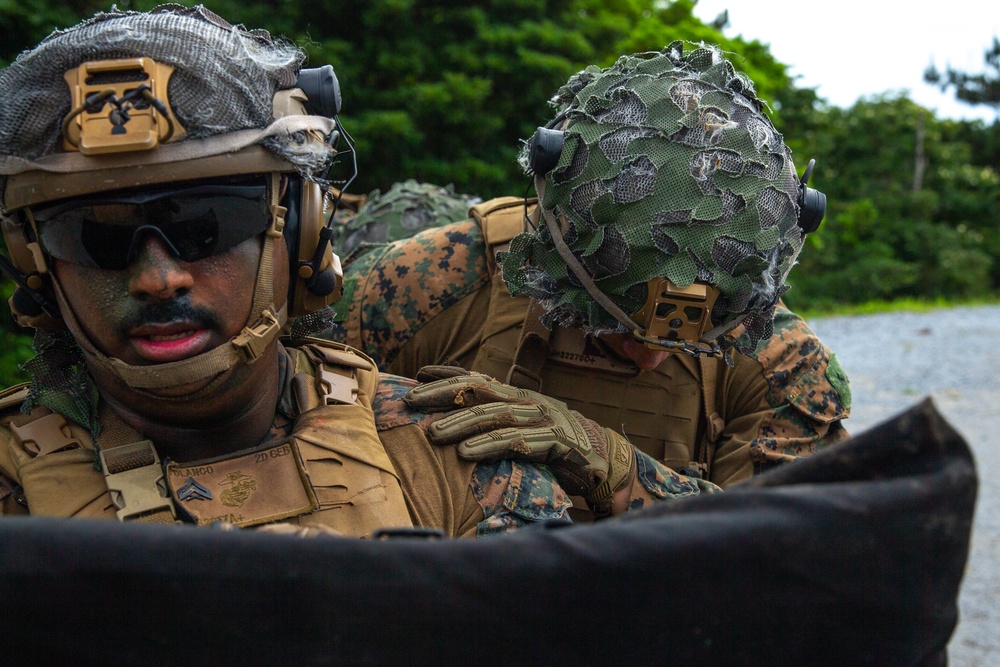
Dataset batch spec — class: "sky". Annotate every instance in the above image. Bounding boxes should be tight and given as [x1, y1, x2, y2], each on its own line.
[691, 1, 1000, 122]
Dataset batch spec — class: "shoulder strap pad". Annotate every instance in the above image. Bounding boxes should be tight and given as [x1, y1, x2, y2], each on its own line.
[471, 196, 536, 276]
[0, 383, 30, 414]
[298, 338, 375, 372]
[292, 338, 379, 408]
[470, 196, 535, 246]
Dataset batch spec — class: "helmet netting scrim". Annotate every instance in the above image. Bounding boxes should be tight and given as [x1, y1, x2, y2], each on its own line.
[502, 42, 804, 355]
[334, 179, 480, 257]
[20, 329, 100, 444]
[0, 4, 334, 188]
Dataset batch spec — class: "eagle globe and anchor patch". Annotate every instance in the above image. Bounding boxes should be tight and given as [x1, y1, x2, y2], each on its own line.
[165, 440, 319, 526]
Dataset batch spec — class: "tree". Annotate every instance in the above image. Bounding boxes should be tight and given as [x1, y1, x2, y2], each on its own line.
[924, 37, 1000, 110]
[785, 95, 998, 311]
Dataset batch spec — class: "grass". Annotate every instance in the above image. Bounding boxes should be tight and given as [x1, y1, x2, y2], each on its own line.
[794, 294, 1000, 320]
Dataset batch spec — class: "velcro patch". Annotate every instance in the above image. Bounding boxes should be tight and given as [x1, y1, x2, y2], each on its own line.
[166, 440, 318, 527]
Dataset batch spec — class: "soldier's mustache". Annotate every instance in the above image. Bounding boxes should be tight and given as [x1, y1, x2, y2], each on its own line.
[118, 300, 223, 335]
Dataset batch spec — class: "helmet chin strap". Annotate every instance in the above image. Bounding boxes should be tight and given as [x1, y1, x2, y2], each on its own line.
[52, 172, 288, 394]
[534, 177, 644, 333]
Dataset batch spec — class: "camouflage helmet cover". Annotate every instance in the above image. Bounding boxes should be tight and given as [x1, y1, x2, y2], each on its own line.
[334, 179, 480, 257]
[501, 42, 804, 354]
[0, 4, 337, 210]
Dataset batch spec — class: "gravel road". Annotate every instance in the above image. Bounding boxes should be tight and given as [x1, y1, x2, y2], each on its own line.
[808, 305, 999, 666]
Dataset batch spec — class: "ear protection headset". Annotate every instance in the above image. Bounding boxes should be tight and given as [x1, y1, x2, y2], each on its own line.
[279, 64, 351, 318]
[1, 210, 63, 328]
[0, 63, 351, 327]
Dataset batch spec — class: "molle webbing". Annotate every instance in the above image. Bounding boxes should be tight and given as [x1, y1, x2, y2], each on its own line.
[472, 198, 553, 391]
[281, 340, 413, 535]
[505, 300, 551, 392]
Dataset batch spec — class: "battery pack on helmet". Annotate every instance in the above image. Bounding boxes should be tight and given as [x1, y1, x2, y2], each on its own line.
[62, 58, 182, 155]
[632, 278, 719, 350]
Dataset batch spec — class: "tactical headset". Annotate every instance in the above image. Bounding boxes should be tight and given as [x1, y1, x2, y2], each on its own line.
[278, 64, 352, 318]
[0, 63, 350, 328]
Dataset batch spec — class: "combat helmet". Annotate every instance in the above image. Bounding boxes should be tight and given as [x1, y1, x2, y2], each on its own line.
[333, 179, 480, 258]
[0, 5, 352, 393]
[502, 42, 826, 358]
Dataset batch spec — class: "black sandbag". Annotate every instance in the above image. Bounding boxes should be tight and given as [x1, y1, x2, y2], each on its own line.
[0, 398, 976, 666]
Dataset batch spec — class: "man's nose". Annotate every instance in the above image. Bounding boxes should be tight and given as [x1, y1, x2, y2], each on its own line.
[127, 233, 194, 300]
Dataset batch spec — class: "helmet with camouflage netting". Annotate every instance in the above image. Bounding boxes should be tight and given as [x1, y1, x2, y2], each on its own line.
[0, 5, 350, 412]
[333, 179, 480, 258]
[501, 42, 824, 359]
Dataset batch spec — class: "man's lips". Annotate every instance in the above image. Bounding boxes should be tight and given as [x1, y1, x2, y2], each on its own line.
[128, 322, 213, 363]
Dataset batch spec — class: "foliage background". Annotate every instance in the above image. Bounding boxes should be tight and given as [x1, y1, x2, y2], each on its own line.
[1, 0, 998, 385]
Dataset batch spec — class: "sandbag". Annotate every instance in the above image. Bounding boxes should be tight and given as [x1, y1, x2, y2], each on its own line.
[0, 398, 975, 666]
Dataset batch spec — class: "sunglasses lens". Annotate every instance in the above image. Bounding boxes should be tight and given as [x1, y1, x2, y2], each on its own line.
[34, 180, 271, 270]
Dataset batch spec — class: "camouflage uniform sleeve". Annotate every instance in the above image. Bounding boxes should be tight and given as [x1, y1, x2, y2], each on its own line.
[469, 460, 573, 537]
[628, 450, 721, 511]
[328, 221, 491, 370]
[711, 304, 852, 486]
[324, 243, 391, 362]
[375, 375, 735, 533]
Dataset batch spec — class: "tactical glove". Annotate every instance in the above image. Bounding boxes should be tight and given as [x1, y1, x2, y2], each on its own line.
[405, 366, 636, 516]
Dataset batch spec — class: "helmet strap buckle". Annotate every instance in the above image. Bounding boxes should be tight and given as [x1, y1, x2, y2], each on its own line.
[631, 278, 720, 351]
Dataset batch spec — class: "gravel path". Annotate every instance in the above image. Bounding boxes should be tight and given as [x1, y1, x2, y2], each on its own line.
[809, 305, 1000, 666]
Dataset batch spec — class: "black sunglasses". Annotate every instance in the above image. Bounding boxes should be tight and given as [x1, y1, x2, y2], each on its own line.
[32, 179, 272, 271]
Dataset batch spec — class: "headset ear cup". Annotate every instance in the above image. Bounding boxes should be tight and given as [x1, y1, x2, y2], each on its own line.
[797, 187, 826, 233]
[2, 212, 65, 328]
[295, 65, 342, 117]
[528, 127, 565, 176]
[8, 285, 63, 329]
[796, 157, 826, 233]
[287, 180, 343, 317]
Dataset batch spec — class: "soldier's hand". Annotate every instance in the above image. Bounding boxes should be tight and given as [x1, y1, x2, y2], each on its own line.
[404, 369, 636, 516]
